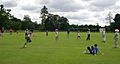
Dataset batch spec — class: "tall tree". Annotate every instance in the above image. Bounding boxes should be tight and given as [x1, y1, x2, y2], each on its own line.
[22, 15, 35, 30]
[113, 13, 120, 30]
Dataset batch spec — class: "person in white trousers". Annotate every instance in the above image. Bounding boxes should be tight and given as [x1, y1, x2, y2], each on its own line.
[114, 29, 119, 48]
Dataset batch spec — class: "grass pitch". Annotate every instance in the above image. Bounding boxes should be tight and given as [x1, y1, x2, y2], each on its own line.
[0, 32, 120, 64]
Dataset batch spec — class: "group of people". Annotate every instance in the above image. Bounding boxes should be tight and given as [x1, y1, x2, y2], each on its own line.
[0, 27, 119, 55]
[0, 27, 13, 37]
[48, 28, 119, 48]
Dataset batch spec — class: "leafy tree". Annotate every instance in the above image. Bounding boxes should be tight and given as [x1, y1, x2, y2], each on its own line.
[22, 15, 35, 30]
[40, 6, 69, 31]
[113, 13, 120, 30]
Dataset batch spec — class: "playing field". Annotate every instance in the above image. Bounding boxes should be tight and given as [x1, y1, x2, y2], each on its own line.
[0, 32, 120, 64]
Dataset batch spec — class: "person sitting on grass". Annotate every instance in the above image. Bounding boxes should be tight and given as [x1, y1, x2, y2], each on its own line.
[83, 44, 103, 55]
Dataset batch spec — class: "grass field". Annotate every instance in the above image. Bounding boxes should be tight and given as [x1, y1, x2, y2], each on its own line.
[0, 32, 120, 64]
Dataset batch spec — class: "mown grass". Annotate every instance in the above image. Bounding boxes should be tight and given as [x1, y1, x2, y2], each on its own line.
[0, 32, 120, 64]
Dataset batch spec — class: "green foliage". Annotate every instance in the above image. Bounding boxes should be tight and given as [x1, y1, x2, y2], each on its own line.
[113, 13, 120, 30]
[41, 6, 69, 31]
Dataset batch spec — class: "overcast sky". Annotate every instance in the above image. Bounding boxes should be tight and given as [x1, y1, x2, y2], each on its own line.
[1, 0, 120, 26]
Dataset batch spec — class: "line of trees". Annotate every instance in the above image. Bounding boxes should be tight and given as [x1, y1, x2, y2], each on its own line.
[0, 5, 40, 31]
[0, 5, 120, 32]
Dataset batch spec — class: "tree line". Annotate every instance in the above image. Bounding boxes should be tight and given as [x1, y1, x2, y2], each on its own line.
[0, 5, 120, 32]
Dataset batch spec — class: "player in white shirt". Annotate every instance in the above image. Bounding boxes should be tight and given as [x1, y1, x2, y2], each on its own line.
[102, 28, 106, 43]
[114, 29, 119, 48]
[55, 29, 59, 46]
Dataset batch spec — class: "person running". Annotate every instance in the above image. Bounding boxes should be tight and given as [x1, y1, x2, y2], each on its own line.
[114, 29, 119, 48]
[102, 28, 106, 43]
[23, 32, 32, 48]
[86, 29, 90, 40]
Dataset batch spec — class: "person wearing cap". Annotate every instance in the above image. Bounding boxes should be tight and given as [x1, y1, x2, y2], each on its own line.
[86, 29, 90, 40]
[114, 29, 119, 48]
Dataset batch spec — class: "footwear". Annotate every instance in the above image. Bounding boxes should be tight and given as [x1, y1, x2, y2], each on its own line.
[23, 45, 27, 48]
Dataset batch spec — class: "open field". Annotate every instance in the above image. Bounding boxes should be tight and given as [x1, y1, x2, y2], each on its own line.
[0, 32, 120, 64]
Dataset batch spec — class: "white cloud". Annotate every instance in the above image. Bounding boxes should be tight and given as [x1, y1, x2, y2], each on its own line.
[91, 0, 118, 7]
[0, 0, 18, 7]
[1, 0, 120, 26]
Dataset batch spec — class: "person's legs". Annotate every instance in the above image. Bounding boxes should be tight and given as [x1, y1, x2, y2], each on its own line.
[86, 36, 89, 40]
[56, 36, 58, 47]
[87, 46, 92, 54]
[23, 38, 29, 48]
[88, 34, 90, 40]
[114, 38, 118, 48]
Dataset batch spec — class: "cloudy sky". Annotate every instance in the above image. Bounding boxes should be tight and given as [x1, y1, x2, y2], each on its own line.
[1, 0, 120, 26]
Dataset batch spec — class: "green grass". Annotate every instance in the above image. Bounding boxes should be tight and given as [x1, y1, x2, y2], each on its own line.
[0, 32, 120, 64]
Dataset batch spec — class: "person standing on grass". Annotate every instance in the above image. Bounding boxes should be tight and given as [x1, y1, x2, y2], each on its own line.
[46, 30, 48, 36]
[102, 28, 106, 43]
[114, 29, 119, 48]
[86, 29, 90, 40]
[67, 29, 70, 39]
[9, 28, 13, 35]
[0, 30, 2, 37]
[77, 31, 81, 39]
[55, 29, 59, 46]
[16, 31, 18, 35]
[1, 27, 4, 37]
